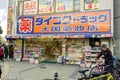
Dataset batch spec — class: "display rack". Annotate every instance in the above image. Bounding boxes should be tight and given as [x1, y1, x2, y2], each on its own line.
[85, 46, 104, 68]
[14, 40, 22, 61]
[66, 39, 88, 65]
[24, 45, 40, 64]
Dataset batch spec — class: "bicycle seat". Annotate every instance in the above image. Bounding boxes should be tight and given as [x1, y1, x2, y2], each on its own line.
[92, 71, 107, 77]
[99, 64, 106, 66]
[78, 69, 89, 74]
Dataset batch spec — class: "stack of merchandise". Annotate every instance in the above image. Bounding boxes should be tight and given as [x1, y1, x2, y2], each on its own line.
[14, 40, 22, 61]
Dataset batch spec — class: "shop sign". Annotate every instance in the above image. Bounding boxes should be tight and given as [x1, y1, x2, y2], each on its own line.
[38, 0, 54, 14]
[24, 0, 37, 15]
[7, 6, 12, 23]
[56, 0, 73, 12]
[84, 0, 99, 10]
[17, 10, 111, 34]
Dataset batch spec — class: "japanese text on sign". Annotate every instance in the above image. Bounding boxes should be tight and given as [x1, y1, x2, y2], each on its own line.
[24, 0, 37, 15]
[84, 0, 99, 10]
[17, 17, 34, 34]
[39, 0, 54, 14]
[17, 10, 111, 34]
[56, 0, 73, 12]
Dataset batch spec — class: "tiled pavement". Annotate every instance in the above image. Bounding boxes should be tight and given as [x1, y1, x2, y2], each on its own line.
[1, 59, 89, 80]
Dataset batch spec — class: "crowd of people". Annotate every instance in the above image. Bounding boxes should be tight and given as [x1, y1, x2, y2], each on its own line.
[0, 44, 13, 62]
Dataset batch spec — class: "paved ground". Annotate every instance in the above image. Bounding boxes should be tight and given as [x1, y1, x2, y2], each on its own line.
[0, 59, 89, 80]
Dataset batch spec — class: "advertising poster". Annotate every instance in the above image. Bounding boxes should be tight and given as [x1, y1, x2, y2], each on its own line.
[7, 6, 12, 34]
[17, 10, 111, 34]
[7, 23, 11, 34]
[24, 0, 37, 15]
[56, 0, 73, 12]
[84, 0, 99, 10]
[39, 0, 54, 14]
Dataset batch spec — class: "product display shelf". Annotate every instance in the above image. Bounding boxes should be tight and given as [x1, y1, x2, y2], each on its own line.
[85, 46, 103, 68]
[14, 40, 22, 61]
[24, 45, 40, 64]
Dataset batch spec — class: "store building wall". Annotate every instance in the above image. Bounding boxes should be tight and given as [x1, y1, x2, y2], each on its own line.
[114, 0, 120, 59]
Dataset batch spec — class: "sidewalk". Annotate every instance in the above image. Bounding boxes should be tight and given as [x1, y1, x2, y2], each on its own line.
[1, 59, 89, 80]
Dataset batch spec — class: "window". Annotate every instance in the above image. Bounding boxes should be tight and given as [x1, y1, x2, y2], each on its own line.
[74, 0, 80, 11]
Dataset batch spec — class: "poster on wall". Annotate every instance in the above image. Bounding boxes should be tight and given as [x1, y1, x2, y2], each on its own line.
[17, 10, 111, 34]
[7, 6, 12, 34]
[56, 0, 73, 12]
[24, 0, 37, 15]
[84, 0, 99, 10]
[39, 0, 54, 14]
[7, 23, 11, 34]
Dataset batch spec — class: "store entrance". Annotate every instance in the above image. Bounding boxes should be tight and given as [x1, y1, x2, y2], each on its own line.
[24, 38, 62, 63]
[89, 38, 101, 47]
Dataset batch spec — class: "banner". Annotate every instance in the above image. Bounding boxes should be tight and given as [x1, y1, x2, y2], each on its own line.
[56, 0, 73, 12]
[7, 6, 13, 34]
[8, 6, 12, 22]
[24, 0, 37, 15]
[38, 0, 54, 14]
[84, 0, 99, 10]
[7, 23, 11, 34]
[17, 10, 111, 34]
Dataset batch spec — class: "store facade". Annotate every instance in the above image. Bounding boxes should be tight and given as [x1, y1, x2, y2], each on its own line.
[6, 0, 113, 67]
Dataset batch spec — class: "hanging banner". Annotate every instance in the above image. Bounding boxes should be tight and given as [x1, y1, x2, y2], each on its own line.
[17, 10, 111, 34]
[7, 23, 11, 34]
[8, 6, 12, 22]
[84, 0, 99, 10]
[38, 0, 54, 14]
[56, 0, 73, 12]
[7, 5, 13, 34]
[24, 0, 37, 15]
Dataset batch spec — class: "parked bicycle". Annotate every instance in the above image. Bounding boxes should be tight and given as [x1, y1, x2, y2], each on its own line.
[78, 70, 113, 80]
[78, 60, 120, 80]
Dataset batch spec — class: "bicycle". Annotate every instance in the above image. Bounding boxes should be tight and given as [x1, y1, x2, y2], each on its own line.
[89, 60, 120, 80]
[78, 69, 113, 80]
[89, 60, 104, 77]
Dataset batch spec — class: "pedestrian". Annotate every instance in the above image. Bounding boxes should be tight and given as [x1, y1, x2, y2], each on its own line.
[62, 56, 66, 65]
[4, 45, 9, 59]
[9, 44, 14, 58]
[0, 45, 4, 61]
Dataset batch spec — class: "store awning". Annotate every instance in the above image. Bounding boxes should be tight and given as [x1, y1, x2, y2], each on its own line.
[6, 32, 113, 39]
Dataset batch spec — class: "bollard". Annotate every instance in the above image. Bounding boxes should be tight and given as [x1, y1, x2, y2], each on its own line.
[54, 72, 58, 80]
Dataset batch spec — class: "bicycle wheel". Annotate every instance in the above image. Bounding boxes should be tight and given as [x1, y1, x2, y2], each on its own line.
[111, 68, 120, 80]
[89, 66, 104, 77]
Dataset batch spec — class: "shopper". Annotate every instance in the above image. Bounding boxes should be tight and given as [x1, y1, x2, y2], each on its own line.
[4, 45, 9, 59]
[0, 45, 4, 61]
[9, 44, 14, 58]
[62, 56, 66, 65]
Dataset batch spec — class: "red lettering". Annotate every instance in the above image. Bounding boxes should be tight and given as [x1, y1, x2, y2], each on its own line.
[57, 5, 66, 11]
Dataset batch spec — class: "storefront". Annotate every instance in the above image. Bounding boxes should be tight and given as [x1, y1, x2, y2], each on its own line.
[6, 10, 113, 67]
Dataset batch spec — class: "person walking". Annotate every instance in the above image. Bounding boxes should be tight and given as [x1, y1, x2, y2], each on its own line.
[0, 45, 4, 61]
[4, 45, 9, 59]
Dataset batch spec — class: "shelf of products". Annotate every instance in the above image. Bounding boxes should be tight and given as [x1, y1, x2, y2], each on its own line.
[24, 44, 40, 64]
[14, 40, 22, 61]
[85, 46, 104, 68]
[66, 39, 89, 65]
